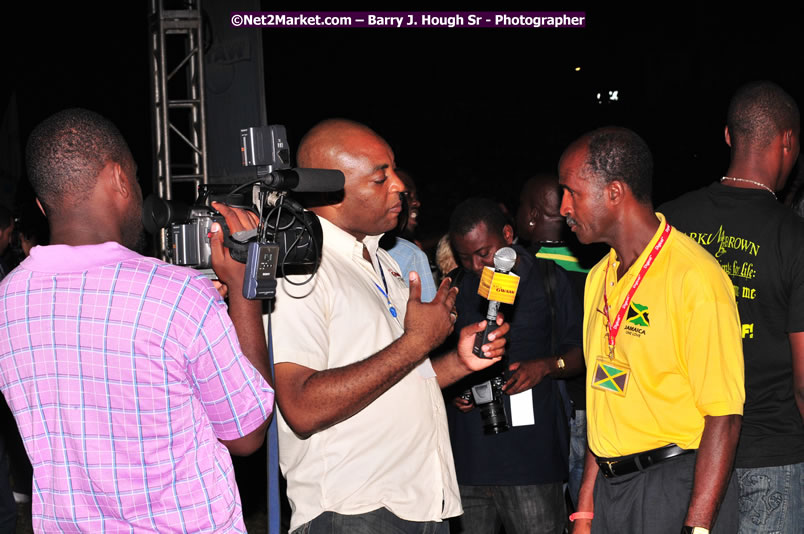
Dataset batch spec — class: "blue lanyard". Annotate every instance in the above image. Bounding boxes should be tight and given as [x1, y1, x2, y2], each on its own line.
[373, 260, 398, 318]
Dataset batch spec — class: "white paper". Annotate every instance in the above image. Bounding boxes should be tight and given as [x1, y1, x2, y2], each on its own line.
[510, 389, 535, 426]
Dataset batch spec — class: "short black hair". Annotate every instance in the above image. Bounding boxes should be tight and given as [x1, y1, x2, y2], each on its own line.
[25, 108, 132, 215]
[449, 198, 509, 238]
[584, 127, 653, 204]
[727, 81, 800, 149]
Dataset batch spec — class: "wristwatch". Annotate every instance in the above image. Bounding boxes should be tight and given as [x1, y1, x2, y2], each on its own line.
[555, 355, 566, 371]
[680, 527, 709, 534]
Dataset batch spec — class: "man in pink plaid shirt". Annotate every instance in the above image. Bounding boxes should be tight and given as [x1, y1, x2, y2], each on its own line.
[0, 108, 274, 532]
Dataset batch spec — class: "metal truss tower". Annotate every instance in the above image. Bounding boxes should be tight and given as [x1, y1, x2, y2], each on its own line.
[148, 0, 208, 255]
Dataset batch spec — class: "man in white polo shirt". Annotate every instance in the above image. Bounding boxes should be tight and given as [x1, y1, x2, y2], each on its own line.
[271, 118, 510, 533]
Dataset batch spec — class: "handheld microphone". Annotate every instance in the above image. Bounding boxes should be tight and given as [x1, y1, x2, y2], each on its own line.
[472, 247, 519, 358]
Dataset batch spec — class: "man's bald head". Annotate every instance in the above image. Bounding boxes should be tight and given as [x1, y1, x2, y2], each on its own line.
[297, 119, 383, 169]
[727, 81, 799, 151]
[521, 174, 561, 209]
[516, 173, 564, 243]
[296, 119, 404, 240]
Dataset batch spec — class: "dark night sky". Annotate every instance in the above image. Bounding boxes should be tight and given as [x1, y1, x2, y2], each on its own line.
[5, 5, 803, 241]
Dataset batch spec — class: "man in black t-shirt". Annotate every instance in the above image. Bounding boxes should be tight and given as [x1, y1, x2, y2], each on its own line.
[661, 80, 804, 534]
[446, 198, 584, 534]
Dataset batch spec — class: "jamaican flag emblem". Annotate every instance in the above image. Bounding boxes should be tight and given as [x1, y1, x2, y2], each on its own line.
[591, 357, 630, 396]
[626, 302, 650, 327]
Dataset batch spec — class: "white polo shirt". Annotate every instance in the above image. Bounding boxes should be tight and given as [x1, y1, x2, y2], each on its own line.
[272, 216, 461, 531]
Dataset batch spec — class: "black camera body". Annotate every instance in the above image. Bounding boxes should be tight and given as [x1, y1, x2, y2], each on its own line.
[462, 371, 511, 435]
[143, 125, 343, 299]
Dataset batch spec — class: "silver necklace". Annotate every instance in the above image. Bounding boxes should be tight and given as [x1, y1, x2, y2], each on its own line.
[721, 176, 777, 199]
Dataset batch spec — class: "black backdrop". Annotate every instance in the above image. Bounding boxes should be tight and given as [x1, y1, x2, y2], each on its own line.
[5, 5, 803, 241]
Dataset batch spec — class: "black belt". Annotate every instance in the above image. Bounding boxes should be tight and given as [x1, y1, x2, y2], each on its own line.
[596, 444, 694, 479]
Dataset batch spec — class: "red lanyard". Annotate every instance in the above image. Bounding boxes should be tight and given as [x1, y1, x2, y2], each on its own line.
[602, 222, 672, 358]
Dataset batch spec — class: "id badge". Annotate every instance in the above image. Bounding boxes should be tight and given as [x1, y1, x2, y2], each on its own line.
[591, 357, 631, 397]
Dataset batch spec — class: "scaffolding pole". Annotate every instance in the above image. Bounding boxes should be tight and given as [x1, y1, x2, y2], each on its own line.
[148, 0, 208, 257]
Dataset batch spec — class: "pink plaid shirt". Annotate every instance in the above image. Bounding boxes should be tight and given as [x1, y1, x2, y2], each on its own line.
[0, 242, 274, 532]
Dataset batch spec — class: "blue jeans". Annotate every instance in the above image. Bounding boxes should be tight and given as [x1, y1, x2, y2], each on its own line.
[567, 410, 587, 509]
[451, 484, 565, 534]
[293, 508, 449, 534]
[737, 462, 803, 534]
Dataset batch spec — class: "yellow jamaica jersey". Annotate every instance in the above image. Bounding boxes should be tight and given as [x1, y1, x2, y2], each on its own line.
[583, 213, 745, 458]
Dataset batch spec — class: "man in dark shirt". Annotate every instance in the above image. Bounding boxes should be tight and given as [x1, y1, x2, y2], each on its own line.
[446, 198, 584, 534]
[661, 80, 804, 533]
[516, 174, 603, 509]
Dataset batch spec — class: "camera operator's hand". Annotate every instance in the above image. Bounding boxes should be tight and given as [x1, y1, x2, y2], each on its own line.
[208, 202, 258, 291]
[503, 359, 551, 395]
[403, 273, 459, 354]
[453, 396, 475, 413]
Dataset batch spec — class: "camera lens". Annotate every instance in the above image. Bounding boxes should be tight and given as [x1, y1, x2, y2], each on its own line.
[479, 398, 510, 435]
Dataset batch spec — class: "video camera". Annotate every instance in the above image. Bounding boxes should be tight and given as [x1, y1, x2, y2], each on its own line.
[142, 125, 344, 299]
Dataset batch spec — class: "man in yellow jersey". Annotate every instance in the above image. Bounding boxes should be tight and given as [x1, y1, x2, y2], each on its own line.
[557, 127, 745, 534]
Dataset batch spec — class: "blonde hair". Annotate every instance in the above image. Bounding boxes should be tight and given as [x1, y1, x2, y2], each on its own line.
[435, 234, 457, 279]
